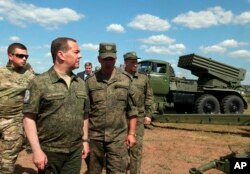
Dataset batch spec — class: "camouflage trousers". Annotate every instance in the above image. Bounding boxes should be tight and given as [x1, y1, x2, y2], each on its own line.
[88, 139, 128, 174]
[129, 117, 145, 174]
[0, 118, 24, 174]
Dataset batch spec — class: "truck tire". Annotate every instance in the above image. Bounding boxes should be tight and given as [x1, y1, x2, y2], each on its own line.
[221, 95, 244, 113]
[195, 94, 220, 114]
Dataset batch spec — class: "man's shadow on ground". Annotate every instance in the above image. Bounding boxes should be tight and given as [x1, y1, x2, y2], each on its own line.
[14, 164, 37, 174]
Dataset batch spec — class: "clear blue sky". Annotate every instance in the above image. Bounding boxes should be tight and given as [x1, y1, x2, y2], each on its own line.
[0, 0, 250, 84]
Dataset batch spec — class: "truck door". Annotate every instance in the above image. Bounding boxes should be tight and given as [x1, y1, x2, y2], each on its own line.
[150, 62, 170, 95]
[138, 61, 170, 95]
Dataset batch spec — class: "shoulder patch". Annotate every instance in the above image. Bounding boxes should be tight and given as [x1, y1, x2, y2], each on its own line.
[23, 89, 31, 104]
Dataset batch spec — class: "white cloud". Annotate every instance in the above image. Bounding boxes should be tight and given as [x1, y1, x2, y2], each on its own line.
[200, 45, 226, 54]
[106, 24, 125, 33]
[169, 44, 185, 52]
[128, 14, 170, 31]
[172, 6, 233, 29]
[81, 43, 99, 51]
[9, 36, 20, 42]
[218, 39, 248, 48]
[234, 11, 250, 25]
[0, 16, 3, 20]
[139, 35, 175, 45]
[199, 39, 248, 54]
[0, 0, 84, 29]
[141, 44, 185, 55]
[228, 50, 250, 58]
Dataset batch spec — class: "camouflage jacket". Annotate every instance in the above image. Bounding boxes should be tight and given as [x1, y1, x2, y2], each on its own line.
[130, 72, 155, 119]
[0, 63, 34, 119]
[85, 68, 138, 142]
[23, 67, 88, 153]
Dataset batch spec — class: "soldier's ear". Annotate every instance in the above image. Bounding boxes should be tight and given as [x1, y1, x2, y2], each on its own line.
[8, 53, 14, 61]
[57, 51, 65, 61]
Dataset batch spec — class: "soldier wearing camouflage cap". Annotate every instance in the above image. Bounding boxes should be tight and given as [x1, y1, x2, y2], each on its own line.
[124, 51, 155, 174]
[0, 43, 34, 174]
[85, 43, 138, 174]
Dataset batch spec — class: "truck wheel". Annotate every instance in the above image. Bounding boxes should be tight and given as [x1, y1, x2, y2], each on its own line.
[195, 94, 220, 114]
[222, 95, 244, 113]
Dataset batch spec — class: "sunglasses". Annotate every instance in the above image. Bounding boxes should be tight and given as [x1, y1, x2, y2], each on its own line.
[12, 53, 29, 59]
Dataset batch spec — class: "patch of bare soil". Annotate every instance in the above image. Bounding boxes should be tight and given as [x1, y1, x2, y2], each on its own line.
[15, 123, 250, 174]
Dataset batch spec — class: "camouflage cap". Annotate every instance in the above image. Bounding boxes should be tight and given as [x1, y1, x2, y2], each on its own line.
[99, 43, 117, 59]
[123, 51, 140, 60]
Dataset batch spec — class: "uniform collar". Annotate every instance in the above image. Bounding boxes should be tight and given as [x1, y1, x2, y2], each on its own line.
[133, 71, 139, 78]
[6, 61, 26, 73]
[48, 66, 79, 83]
[95, 68, 119, 84]
[126, 71, 139, 79]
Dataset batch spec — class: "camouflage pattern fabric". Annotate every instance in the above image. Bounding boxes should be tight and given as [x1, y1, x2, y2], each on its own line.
[0, 64, 34, 174]
[85, 68, 138, 173]
[129, 72, 155, 174]
[23, 67, 88, 153]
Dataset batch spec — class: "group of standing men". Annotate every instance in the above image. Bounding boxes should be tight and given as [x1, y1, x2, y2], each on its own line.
[0, 37, 155, 174]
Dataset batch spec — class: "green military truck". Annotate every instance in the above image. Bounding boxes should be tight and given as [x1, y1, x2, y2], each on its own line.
[138, 53, 248, 114]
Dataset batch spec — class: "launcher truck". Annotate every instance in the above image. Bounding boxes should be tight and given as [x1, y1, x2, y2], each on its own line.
[138, 53, 248, 114]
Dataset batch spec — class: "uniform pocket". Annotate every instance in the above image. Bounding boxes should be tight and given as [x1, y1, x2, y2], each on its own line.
[44, 93, 65, 100]
[115, 85, 129, 101]
[42, 93, 65, 110]
[76, 91, 87, 99]
[90, 87, 105, 103]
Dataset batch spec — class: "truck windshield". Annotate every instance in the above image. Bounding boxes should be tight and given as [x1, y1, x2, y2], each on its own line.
[138, 62, 151, 73]
[138, 61, 167, 73]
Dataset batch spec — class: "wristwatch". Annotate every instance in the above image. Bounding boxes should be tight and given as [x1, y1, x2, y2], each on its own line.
[83, 139, 90, 143]
[128, 132, 136, 137]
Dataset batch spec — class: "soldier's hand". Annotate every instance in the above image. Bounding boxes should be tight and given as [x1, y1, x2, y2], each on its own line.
[82, 142, 90, 159]
[127, 134, 136, 148]
[144, 116, 151, 125]
[32, 149, 48, 170]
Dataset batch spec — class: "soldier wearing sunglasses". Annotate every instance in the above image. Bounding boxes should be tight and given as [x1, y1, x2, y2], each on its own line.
[0, 43, 35, 174]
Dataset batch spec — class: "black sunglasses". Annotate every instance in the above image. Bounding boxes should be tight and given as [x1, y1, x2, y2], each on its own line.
[12, 53, 29, 59]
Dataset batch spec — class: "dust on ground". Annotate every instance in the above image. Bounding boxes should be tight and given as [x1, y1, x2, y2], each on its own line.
[15, 123, 250, 174]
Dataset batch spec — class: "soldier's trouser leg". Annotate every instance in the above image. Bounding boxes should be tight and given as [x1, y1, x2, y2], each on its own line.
[129, 136, 143, 174]
[0, 119, 24, 174]
[88, 140, 105, 174]
[105, 139, 128, 174]
[88, 139, 128, 174]
[129, 118, 144, 174]
[39, 147, 82, 174]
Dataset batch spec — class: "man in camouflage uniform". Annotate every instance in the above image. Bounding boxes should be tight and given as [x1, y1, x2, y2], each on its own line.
[23, 37, 89, 174]
[123, 51, 155, 174]
[0, 43, 34, 174]
[85, 43, 138, 174]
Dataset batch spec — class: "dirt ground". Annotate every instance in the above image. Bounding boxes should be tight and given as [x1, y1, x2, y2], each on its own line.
[15, 122, 250, 174]
[14, 93, 250, 174]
